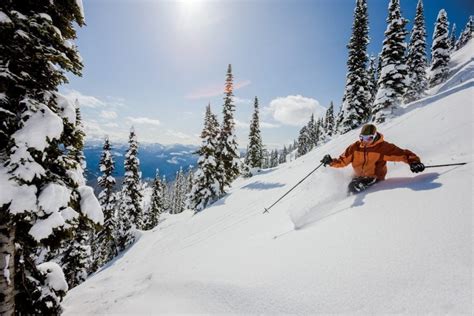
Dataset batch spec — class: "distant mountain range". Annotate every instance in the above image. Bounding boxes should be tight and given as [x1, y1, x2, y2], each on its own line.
[83, 141, 199, 187]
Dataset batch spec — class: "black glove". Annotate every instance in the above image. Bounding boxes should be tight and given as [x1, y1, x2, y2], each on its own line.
[410, 162, 425, 173]
[321, 154, 333, 167]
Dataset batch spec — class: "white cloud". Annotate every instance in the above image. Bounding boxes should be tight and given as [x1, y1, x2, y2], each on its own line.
[166, 129, 193, 140]
[233, 96, 252, 105]
[235, 119, 280, 130]
[167, 157, 185, 165]
[82, 120, 128, 141]
[260, 121, 280, 129]
[126, 116, 161, 126]
[234, 119, 249, 129]
[105, 96, 126, 107]
[266, 95, 326, 126]
[63, 89, 106, 108]
[104, 122, 119, 128]
[100, 110, 118, 119]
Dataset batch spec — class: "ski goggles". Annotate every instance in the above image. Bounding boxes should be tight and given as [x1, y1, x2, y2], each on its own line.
[359, 133, 376, 142]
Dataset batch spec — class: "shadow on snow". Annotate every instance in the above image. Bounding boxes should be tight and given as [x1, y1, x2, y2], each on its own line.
[351, 172, 442, 207]
[242, 181, 286, 191]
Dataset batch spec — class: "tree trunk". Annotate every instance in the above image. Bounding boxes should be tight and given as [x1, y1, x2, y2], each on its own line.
[0, 220, 15, 316]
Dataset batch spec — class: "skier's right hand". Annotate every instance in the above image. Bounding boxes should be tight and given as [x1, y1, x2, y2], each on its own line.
[410, 162, 425, 173]
[321, 154, 333, 167]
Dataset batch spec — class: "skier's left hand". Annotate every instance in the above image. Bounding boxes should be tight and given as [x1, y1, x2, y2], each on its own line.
[321, 154, 333, 167]
[410, 162, 425, 173]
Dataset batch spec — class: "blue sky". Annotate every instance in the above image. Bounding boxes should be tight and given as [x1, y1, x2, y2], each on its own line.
[63, 0, 473, 148]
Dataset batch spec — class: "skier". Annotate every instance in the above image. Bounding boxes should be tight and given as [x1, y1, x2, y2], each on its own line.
[320, 124, 425, 194]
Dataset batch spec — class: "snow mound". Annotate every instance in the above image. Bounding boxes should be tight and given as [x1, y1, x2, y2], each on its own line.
[38, 262, 68, 292]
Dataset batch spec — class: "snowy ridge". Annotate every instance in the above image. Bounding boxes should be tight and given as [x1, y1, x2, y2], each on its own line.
[64, 41, 473, 314]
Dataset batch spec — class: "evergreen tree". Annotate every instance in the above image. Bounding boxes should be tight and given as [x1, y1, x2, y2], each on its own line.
[117, 189, 133, 251]
[185, 166, 194, 194]
[306, 114, 317, 149]
[403, 0, 428, 103]
[316, 118, 325, 144]
[246, 97, 264, 169]
[279, 146, 288, 164]
[58, 103, 96, 289]
[334, 106, 344, 135]
[161, 176, 170, 212]
[339, 0, 371, 133]
[450, 23, 457, 50]
[143, 170, 164, 229]
[216, 64, 240, 193]
[171, 168, 186, 214]
[261, 148, 271, 168]
[270, 150, 279, 168]
[324, 102, 335, 137]
[429, 9, 450, 87]
[372, 0, 408, 123]
[117, 129, 142, 249]
[122, 128, 143, 226]
[92, 137, 118, 270]
[376, 52, 383, 88]
[455, 17, 473, 50]
[367, 56, 378, 108]
[297, 126, 310, 157]
[0, 1, 104, 314]
[59, 221, 92, 289]
[189, 104, 221, 212]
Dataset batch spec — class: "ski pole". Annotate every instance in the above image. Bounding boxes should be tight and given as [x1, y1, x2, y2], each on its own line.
[424, 162, 467, 168]
[263, 162, 324, 214]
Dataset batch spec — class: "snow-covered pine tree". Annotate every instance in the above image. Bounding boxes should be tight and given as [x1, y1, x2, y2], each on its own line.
[297, 126, 310, 157]
[279, 146, 288, 164]
[171, 168, 186, 214]
[185, 166, 194, 193]
[450, 23, 457, 51]
[339, 0, 371, 133]
[455, 17, 473, 50]
[143, 170, 164, 229]
[334, 106, 344, 135]
[316, 117, 325, 144]
[0, 1, 104, 314]
[58, 102, 96, 289]
[367, 56, 378, 108]
[376, 52, 383, 87]
[161, 175, 170, 212]
[122, 128, 143, 226]
[59, 220, 92, 289]
[170, 171, 178, 214]
[306, 114, 317, 150]
[372, 0, 408, 123]
[261, 148, 271, 168]
[117, 128, 142, 249]
[216, 64, 240, 193]
[324, 102, 335, 137]
[189, 104, 221, 212]
[92, 137, 118, 270]
[403, 0, 428, 103]
[270, 150, 279, 168]
[246, 97, 264, 169]
[429, 9, 450, 88]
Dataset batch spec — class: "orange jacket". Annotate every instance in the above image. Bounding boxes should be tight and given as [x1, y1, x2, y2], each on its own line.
[330, 133, 421, 180]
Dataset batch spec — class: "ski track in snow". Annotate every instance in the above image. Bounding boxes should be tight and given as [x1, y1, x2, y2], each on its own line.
[64, 41, 474, 315]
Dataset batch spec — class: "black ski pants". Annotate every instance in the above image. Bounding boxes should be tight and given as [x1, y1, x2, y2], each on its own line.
[347, 176, 378, 194]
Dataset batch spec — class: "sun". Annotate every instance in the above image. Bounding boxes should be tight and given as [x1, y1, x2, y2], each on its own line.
[177, 0, 204, 14]
[175, 0, 207, 29]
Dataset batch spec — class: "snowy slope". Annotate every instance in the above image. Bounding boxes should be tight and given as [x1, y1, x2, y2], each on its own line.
[64, 41, 474, 314]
